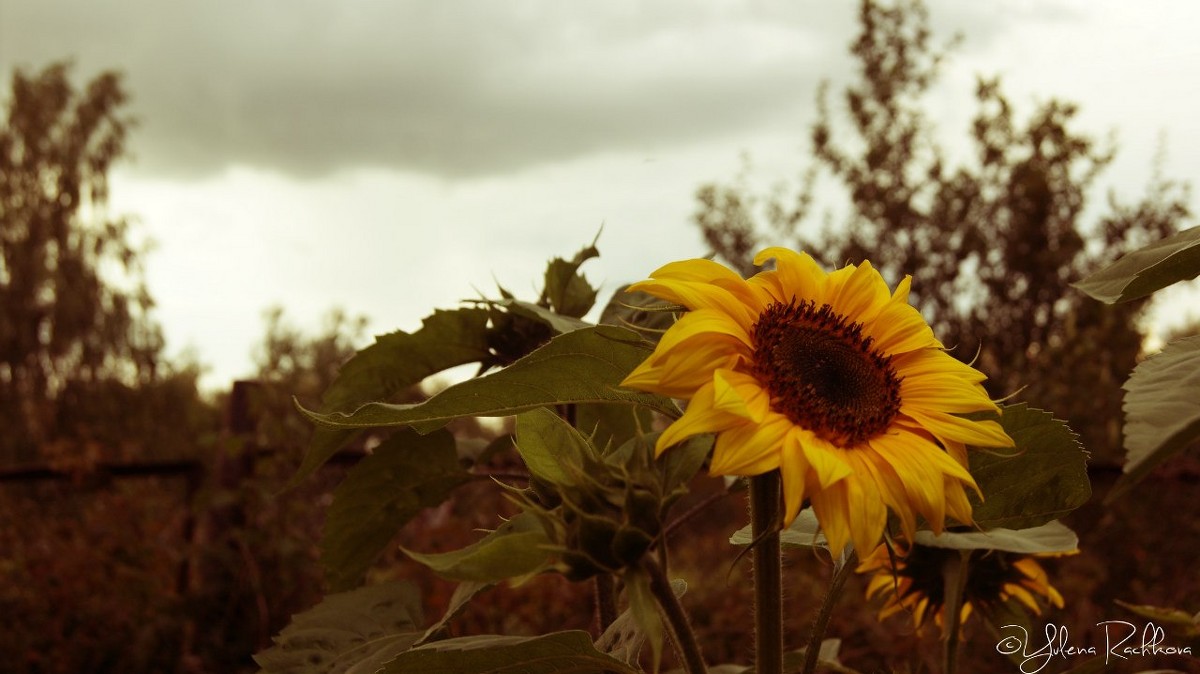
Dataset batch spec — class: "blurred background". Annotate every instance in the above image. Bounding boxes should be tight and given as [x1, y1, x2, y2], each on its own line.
[1, 1, 1198, 672]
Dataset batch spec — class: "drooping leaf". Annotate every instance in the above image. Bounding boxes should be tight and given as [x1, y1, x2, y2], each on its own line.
[541, 241, 601, 318]
[913, 520, 1079, 555]
[730, 508, 826, 549]
[400, 512, 553, 583]
[321, 429, 470, 592]
[501, 299, 592, 334]
[300, 326, 679, 433]
[968, 404, 1091, 530]
[378, 631, 639, 674]
[1108, 335, 1200, 502]
[291, 307, 492, 485]
[1115, 600, 1200, 638]
[414, 581, 493, 647]
[1073, 225, 1200, 303]
[513, 406, 591, 487]
[253, 581, 422, 674]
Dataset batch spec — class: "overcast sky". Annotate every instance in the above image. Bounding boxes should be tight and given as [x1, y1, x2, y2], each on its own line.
[2, 1, 1198, 389]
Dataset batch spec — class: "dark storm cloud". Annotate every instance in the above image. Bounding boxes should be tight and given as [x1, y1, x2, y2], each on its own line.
[0, 0, 1047, 179]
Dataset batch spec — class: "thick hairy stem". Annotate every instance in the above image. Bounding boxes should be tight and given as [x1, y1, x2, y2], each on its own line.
[750, 472, 783, 674]
[643, 556, 707, 674]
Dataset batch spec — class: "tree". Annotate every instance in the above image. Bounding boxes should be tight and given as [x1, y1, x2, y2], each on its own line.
[694, 0, 1190, 460]
[0, 62, 163, 462]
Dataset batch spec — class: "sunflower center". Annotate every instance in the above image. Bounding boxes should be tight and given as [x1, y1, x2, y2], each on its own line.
[751, 299, 901, 446]
[896, 545, 1022, 612]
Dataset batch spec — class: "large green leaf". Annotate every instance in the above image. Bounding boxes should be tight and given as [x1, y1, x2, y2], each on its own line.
[379, 631, 638, 674]
[323, 308, 492, 412]
[1073, 225, 1200, 303]
[513, 406, 590, 486]
[968, 404, 1091, 530]
[400, 511, 553, 582]
[253, 581, 422, 674]
[321, 430, 470, 592]
[300, 326, 679, 433]
[292, 307, 492, 485]
[1108, 335, 1200, 502]
[913, 520, 1078, 554]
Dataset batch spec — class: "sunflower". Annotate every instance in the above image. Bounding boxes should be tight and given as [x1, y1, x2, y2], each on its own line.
[858, 541, 1066, 632]
[619, 247, 1013, 555]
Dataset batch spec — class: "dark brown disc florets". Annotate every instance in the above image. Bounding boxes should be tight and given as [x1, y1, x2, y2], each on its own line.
[751, 299, 902, 446]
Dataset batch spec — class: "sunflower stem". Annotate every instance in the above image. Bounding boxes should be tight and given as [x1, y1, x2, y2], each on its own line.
[801, 549, 856, 674]
[643, 556, 707, 674]
[941, 550, 971, 674]
[750, 472, 783, 674]
[595, 573, 616, 634]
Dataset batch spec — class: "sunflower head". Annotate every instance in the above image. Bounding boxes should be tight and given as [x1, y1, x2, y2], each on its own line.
[619, 247, 1014, 555]
[858, 541, 1066, 633]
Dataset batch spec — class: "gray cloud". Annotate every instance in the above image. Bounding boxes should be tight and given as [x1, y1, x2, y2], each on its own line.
[0, 0, 1047, 179]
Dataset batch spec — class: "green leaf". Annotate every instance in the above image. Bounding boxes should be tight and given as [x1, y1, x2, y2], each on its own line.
[1108, 335, 1200, 502]
[300, 326, 679, 433]
[502, 299, 593, 334]
[968, 404, 1091, 530]
[913, 520, 1078, 554]
[624, 568, 665, 673]
[400, 512, 553, 582]
[513, 406, 591, 486]
[291, 307, 492, 486]
[321, 429, 470, 592]
[541, 241, 600, 318]
[378, 631, 639, 674]
[1073, 225, 1200, 303]
[253, 581, 422, 674]
[414, 581, 493, 647]
[730, 508, 826, 549]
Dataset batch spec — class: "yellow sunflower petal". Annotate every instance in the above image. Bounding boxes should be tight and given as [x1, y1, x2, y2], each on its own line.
[708, 413, 789, 475]
[823, 260, 891, 326]
[809, 482, 852, 556]
[752, 247, 826, 304]
[862, 299, 942, 354]
[779, 429, 810, 525]
[655, 380, 741, 455]
[628, 278, 759, 331]
[795, 432, 852, 488]
[655, 308, 753, 351]
[943, 479, 976, 525]
[891, 275, 913, 302]
[622, 327, 749, 397]
[903, 408, 1013, 449]
[711, 369, 771, 422]
[840, 458, 889, 555]
[645, 258, 767, 309]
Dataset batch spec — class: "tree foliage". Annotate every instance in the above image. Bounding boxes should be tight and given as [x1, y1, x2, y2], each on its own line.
[0, 62, 164, 462]
[693, 0, 1190, 460]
